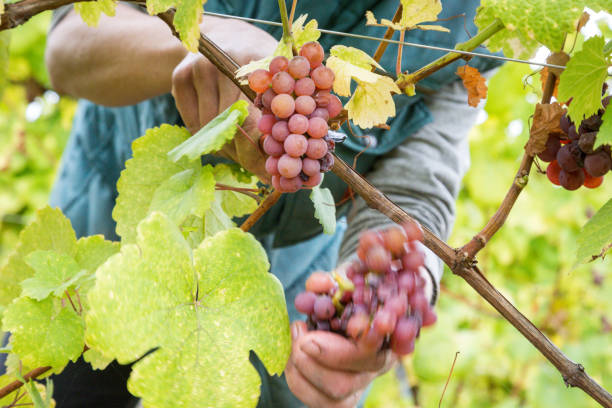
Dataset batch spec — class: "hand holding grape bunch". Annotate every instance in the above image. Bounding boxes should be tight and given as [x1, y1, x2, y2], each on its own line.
[247, 42, 343, 192]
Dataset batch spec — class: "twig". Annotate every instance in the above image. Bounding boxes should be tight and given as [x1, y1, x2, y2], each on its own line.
[288, 0, 298, 29]
[0, 366, 51, 399]
[371, 4, 402, 65]
[396, 29, 405, 77]
[439, 352, 460, 408]
[215, 184, 262, 203]
[240, 190, 282, 232]
[236, 123, 265, 157]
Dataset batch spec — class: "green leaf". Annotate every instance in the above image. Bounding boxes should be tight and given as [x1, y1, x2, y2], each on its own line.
[594, 106, 612, 150]
[576, 198, 612, 263]
[24, 378, 53, 408]
[2, 297, 84, 371]
[0, 207, 77, 309]
[85, 212, 290, 407]
[113, 124, 196, 243]
[0, 31, 9, 98]
[168, 100, 249, 162]
[73, 0, 117, 26]
[346, 76, 400, 129]
[0, 374, 52, 407]
[20, 251, 86, 301]
[212, 164, 258, 218]
[83, 348, 113, 370]
[150, 165, 216, 225]
[292, 14, 321, 50]
[310, 181, 336, 235]
[74, 235, 120, 275]
[475, 0, 611, 59]
[558, 36, 609, 123]
[366, 0, 448, 32]
[173, 0, 205, 52]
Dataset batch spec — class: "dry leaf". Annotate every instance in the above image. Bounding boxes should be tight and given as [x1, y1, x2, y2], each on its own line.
[456, 65, 488, 107]
[525, 102, 564, 156]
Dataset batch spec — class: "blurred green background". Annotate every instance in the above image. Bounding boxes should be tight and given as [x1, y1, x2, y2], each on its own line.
[1, 11, 611, 408]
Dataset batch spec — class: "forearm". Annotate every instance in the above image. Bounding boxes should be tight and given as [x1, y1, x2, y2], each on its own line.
[338, 78, 484, 293]
[45, 4, 188, 106]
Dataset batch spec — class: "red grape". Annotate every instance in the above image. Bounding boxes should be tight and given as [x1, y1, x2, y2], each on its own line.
[257, 114, 276, 134]
[365, 245, 391, 273]
[299, 41, 325, 69]
[265, 156, 280, 176]
[279, 176, 302, 192]
[271, 94, 295, 118]
[382, 226, 407, 255]
[272, 71, 295, 94]
[288, 114, 309, 134]
[546, 160, 561, 185]
[373, 308, 396, 335]
[284, 134, 308, 157]
[307, 117, 329, 139]
[584, 170, 604, 188]
[277, 154, 302, 178]
[294, 291, 316, 314]
[295, 95, 317, 116]
[584, 150, 612, 177]
[559, 169, 584, 190]
[314, 295, 335, 320]
[302, 172, 322, 188]
[262, 89, 276, 109]
[288, 56, 310, 79]
[271, 120, 290, 142]
[537, 135, 561, 162]
[347, 313, 369, 339]
[310, 108, 330, 121]
[295, 78, 316, 96]
[327, 94, 343, 119]
[306, 138, 328, 159]
[269, 56, 289, 74]
[248, 69, 272, 93]
[311, 66, 335, 90]
[262, 135, 284, 156]
[402, 221, 423, 242]
[402, 251, 424, 273]
[302, 158, 321, 176]
[305, 272, 334, 293]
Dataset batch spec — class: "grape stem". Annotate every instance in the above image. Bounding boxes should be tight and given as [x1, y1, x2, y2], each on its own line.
[371, 4, 403, 65]
[439, 351, 460, 408]
[277, 0, 294, 54]
[215, 184, 262, 203]
[240, 190, 282, 232]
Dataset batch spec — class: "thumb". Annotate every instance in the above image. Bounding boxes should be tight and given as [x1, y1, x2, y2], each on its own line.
[291, 320, 307, 342]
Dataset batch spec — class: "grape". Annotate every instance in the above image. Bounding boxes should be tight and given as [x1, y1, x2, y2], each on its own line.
[279, 176, 303, 193]
[556, 144, 580, 172]
[271, 175, 281, 191]
[306, 138, 328, 159]
[272, 71, 295, 94]
[409, 293, 429, 318]
[319, 153, 335, 172]
[295, 96, 317, 116]
[559, 169, 584, 191]
[284, 134, 308, 157]
[288, 114, 309, 134]
[578, 131, 597, 154]
[277, 154, 302, 178]
[422, 309, 437, 327]
[360, 327, 384, 351]
[327, 94, 343, 119]
[295, 78, 316, 96]
[402, 251, 424, 273]
[546, 160, 561, 186]
[398, 271, 415, 294]
[386, 293, 408, 318]
[314, 295, 335, 320]
[382, 226, 407, 255]
[248, 69, 272, 93]
[305, 271, 335, 293]
[310, 108, 330, 121]
[262, 135, 284, 156]
[307, 117, 329, 139]
[269, 56, 289, 74]
[299, 41, 325, 69]
[288, 56, 310, 79]
[302, 172, 322, 188]
[271, 94, 295, 118]
[316, 320, 331, 331]
[391, 337, 415, 356]
[394, 317, 418, 342]
[265, 156, 280, 176]
[302, 158, 321, 176]
[376, 283, 394, 302]
[584, 150, 612, 177]
[537, 135, 561, 162]
[346, 313, 369, 339]
[257, 114, 276, 134]
[314, 90, 331, 107]
[559, 114, 571, 134]
[584, 171, 604, 189]
[360, 230, 382, 248]
[365, 245, 391, 273]
[261, 89, 276, 109]
[603, 95, 611, 109]
[567, 124, 579, 141]
[579, 114, 602, 133]
[402, 221, 423, 242]
[294, 291, 316, 315]
[311, 66, 335, 90]
[271, 120, 290, 142]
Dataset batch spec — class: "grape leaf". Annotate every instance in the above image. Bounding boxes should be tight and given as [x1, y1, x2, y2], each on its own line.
[594, 106, 612, 150]
[20, 251, 86, 301]
[0, 0, 3, 14]
[85, 212, 290, 408]
[83, 348, 113, 371]
[525, 103, 564, 156]
[146, 0, 208, 52]
[310, 180, 336, 235]
[326, 46, 384, 97]
[346, 76, 401, 129]
[291, 14, 321, 50]
[558, 36, 609, 123]
[576, 198, 612, 264]
[73, 0, 117, 27]
[24, 378, 54, 408]
[0, 207, 76, 309]
[366, 0, 448, 32]
[475, 0, 611, 59]
[168, 100, 249, 162]
[2, 297, 84, 371]
[149, 166, 216, 225]
[0, 374, 54, 407]
[456, 65, 488, 107]
[212, 164, 258, 217]
[0, 32, 9, 98]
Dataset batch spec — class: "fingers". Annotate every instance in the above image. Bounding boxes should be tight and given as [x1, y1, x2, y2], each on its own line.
[171, 53, 201, 134]
[298, 330, 396, 373]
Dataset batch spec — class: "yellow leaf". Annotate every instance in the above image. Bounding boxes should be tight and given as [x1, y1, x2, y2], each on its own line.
[365, 11, 378, 26]
[366, 0, 447, 32]
[234, 56, 273, 81]
[326, 56, 379, 96]
[347, 76, 400, 129]
[415, 24, 449, 32]
[292, 14, 321, 50]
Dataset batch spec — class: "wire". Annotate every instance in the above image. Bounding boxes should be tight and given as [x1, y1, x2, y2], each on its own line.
[203, 11, 565, 70]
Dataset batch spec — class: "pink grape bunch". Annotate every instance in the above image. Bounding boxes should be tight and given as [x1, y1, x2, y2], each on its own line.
[541, 90, 611, 191]
[294, 222, 437, 356]
[247, 41, 343, 193]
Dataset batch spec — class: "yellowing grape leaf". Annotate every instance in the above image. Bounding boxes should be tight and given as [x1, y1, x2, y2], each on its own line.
[73, 0, 117, 27]
[168, 100, 249, 162]
[0, 207, 76, 309]
[326, 45, 384, 96]
[85, 213, 290, 408]
[310, 179, 336, 235]
[235, 56, 273, 82]
[346, 76, 401, 129]
[146, 0, 208, 52]
[558, 36, 609, 123]
[594, 107, 612, 150]
[365, 0, 448, 32]
[576, 198, 612, 263]
[525, 103, 564, 156]
[456, 65, 488, 107]
[2, 297, 84, 371]
[291, 14, 321, 50]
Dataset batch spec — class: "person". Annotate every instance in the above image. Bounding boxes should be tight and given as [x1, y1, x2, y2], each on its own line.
[39, 1, 502, 406]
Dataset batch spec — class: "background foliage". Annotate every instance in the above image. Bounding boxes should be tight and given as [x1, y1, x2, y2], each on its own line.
[0, 9, 610, 408]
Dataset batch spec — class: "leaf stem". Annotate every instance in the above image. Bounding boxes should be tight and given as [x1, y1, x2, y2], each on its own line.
[240, 190, 282, 232]
[278, 0, 293, 52]
[396, 29, 405, 77]
[371, 4, 402, 65]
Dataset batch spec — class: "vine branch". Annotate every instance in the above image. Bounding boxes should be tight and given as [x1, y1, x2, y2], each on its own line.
[240, 190, 282, 232]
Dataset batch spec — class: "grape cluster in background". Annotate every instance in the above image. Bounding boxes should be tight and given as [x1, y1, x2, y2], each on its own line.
[540, 92, 611, 191]
[248, 41, 342, 193]
[294, 222, 437, 356]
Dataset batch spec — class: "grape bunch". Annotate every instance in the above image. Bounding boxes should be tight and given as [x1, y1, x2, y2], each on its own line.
[540, 93, 611, 190]
[247, 41, 343, 193]
[294, 222, 436, 356]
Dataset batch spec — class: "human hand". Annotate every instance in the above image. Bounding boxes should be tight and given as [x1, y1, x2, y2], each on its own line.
[171, 18, 276, 181]
[286, 320, 396, 408]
